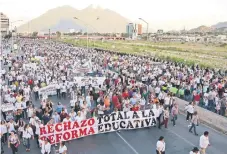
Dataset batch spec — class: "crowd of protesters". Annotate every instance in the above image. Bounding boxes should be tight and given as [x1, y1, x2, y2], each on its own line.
[0, 38, 226, 154]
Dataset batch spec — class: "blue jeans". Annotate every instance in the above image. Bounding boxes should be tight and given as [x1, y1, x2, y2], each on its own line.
[208, 100, 214, 111]
[25, 138, 30, 149]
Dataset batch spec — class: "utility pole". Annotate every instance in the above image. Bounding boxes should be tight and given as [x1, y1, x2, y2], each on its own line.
[138, 18, 149, 41]
[49, 29, 50, 40]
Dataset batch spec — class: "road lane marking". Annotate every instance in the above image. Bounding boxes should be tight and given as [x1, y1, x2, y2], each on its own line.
[116, 132, 140, 154]
[167, 128, 196, 146]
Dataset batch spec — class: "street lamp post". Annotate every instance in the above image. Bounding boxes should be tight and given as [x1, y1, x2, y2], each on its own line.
[10, 20, 23, 52]
[73, 17, 99, 49]
[138, 18, 149, 41]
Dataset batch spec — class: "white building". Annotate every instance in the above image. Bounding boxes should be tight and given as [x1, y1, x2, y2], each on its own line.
[216, 35, 227, 40]
[0, 12, 9, 36]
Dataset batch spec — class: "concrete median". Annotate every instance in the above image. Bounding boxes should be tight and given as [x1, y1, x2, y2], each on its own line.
[176, 97, 227, 134]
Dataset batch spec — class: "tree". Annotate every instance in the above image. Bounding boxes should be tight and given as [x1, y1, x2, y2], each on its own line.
[4, 32, 12, 39]
[56, 31, 61, 38]
[32, 31, 38, 37]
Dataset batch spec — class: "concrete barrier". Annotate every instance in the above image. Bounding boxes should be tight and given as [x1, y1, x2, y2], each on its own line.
[176, 97, 227, 134]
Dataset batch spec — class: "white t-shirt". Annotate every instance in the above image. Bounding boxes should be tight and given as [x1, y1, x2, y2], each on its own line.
[59, 145, 67, 153]
[156, 140, 165, 152]
[70, 100, 76, 107]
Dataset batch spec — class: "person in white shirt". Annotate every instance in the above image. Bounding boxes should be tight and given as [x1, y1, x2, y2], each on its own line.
[61, 84, 67, 99]
[56, 83, 61, 98]
[185, 102, 194, 121]
[35, 120, 43, 147]
[155, 86, 161, 97]
[0, 121, 8, 144]
[57, 141, 67, 154]
[70, 99, 76, 109]
[199, 131, 210, 154]
[189, 147, 200, 154]
[75, 111, 83, 122]
[156, 136, 165, 154]
[7, 119, 16, 133]
[33, 85, 39, 100]
[41, 139, 51, 154]
[63, 115, 72, 123]
[22, 124, 34, 151]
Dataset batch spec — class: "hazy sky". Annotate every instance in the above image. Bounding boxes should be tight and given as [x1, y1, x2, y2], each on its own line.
[0, 0, 226, 30]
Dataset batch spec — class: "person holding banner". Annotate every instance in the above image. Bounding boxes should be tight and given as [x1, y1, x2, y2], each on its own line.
[56, 141, 67, 154]
[41, 139, 51, 154]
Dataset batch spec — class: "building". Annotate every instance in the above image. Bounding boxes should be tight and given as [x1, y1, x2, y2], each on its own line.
[157, 29, 164, 35]
[0, 12, 9, 36]
[126, 23, 142, 39]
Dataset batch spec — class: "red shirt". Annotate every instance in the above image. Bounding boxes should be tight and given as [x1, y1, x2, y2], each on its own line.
[122, 92, 129, 99]
[28, 79, 33, 85]
[131, 106, 139, 111]
[112, 95, 121, 109]
[194, 94, 200, 101]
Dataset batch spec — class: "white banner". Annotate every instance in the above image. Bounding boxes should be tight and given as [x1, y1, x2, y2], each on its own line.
[39, 84, 57, 96]
[74, 77, 106, 88]
[39, 109, 157, 144]
[73, 60, 93, 73]
[23, 63, 37, 70]
[1, 103, 15, 112]
[35, 56, 45, 62]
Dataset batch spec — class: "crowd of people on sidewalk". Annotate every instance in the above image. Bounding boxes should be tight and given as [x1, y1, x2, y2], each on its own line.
[0, 38, 226, 154]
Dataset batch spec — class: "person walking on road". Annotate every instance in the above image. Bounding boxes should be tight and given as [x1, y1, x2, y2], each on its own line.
[161, 107, 169, 128]
[8, 131, 20, 154]
[171, 103, 178, 126]
[56, 141, 67, 154]
[185, 102, 194, 121]
[41, 139, 51, 154]
[189, 111, 199, 136]
[199, 131, 210, 154]
[156, 136, 165, 154]
[189, 147, 200, 154]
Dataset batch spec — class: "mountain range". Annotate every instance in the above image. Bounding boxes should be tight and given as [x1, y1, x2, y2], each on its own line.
[18, 5, 130, 33]
[188, 22, 227, 33]
[17, 5, 227, 33]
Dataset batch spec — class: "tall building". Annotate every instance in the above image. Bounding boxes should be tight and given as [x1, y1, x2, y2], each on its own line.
[126, 23, 142, 39]
[137, 24, 142, 35]
[0, 12, 10, 36]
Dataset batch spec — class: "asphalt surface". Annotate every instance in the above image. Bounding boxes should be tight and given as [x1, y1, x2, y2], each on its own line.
[2, 94, 227, 154]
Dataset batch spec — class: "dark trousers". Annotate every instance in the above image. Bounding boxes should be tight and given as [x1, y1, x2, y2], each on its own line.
[1, 133, 7, 143]
[57, 89, 61, 98]
[189, 123, 197, 135]
[171, 115, 177, 126]
[156, 150, 165, 154]
[35, 134, 39, 147]
[220, 107, 226, 116]
[61, 92, 66, 99]
[157, 115, 162, 129]
[161, 118, 168, 128]
[186, 112, 193, 121]
[23, 109, 27, 119]
[34, 91, 39, 100]
[10, 143, 18, 154]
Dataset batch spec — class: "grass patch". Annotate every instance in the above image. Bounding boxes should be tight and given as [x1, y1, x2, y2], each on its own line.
[59, 38, 227, 70]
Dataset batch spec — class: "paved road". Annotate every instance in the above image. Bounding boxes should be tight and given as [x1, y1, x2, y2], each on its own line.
[2, 94, 227, 154]
[2, 47, 227, 154]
